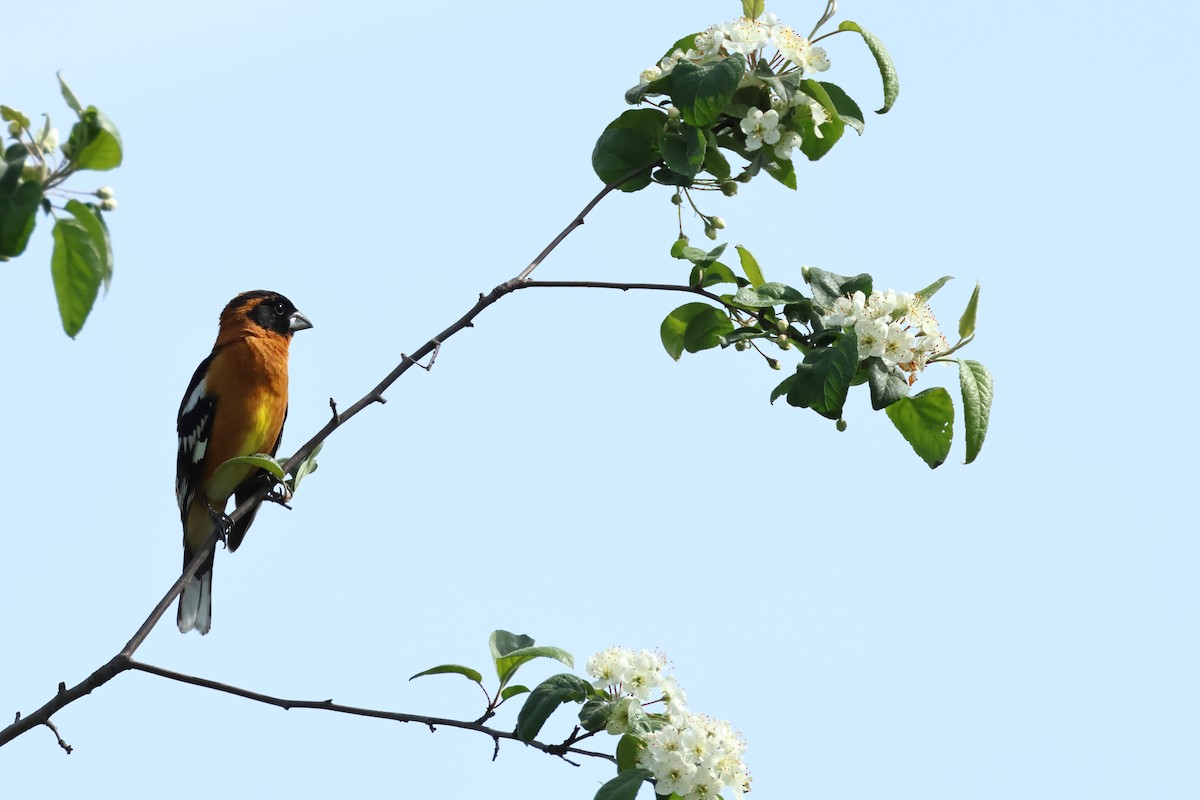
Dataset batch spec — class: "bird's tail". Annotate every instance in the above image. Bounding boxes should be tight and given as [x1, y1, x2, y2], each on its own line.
[177, 547, 214, 635]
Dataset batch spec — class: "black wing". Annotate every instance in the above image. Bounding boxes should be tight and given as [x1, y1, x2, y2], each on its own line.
[177, 353, 216, 525]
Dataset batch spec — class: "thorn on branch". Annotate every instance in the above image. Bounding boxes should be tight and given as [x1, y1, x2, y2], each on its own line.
[328, 397, 339, 422]
[427, 723, 437, 733]
[57, 682, 66, 695]
[492, 734, 500, 762]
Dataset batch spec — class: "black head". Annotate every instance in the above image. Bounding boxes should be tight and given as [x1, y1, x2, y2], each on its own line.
[228, 290, 313, 335]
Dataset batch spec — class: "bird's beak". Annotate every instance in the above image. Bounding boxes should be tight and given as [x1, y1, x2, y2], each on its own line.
[289, 311, 313, 332]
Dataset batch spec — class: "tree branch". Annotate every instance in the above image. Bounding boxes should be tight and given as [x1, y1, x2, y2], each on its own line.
[124, 661, 615, 765]
[2, 161, 716, 751]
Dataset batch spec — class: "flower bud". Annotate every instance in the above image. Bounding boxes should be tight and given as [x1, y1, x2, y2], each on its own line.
[709, 216, 725, 230]
[100, 198, 118, 211]
[777, 337, 791, 350]
[768, 358, 781, 370]
[670, 193, 683, 206]
[735, 340, 749, 351]
[96, 186, 116, 200]
[667, 106, 681, 122]
[704, 225, 717, 240]
[720, 181, 738, 197]
[7, 120, 22, 138]
[836, 418, 848, 432]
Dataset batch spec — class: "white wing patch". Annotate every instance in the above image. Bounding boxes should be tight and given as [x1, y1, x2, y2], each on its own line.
[176, 375, 214, 515]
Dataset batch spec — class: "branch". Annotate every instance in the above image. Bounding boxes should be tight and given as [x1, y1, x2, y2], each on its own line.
[125, 661, 615, 766]
[3, 162, 709, 751]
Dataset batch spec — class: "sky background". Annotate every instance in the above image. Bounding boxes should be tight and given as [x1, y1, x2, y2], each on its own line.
[2, 1, 1196, 797]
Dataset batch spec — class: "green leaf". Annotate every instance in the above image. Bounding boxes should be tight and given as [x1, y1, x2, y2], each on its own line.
[496, 645, 575, 686]
[915, 275, 953, 303]
[803, 267, 872, 311]
[579, 699, 610, 732]
[62, 107, 123, 171]
[671, 56, 744, 128]
[64, 199, 113, 291]
[659, 123, 706, 181]
[818, 82, 865, 135]
[959, 360, 993, 464]
[732, 282, 805, 308]
[595, 770, 654, 800]
[291, 441, 323, 491]
[959, 282, 980, 339]
[722, 326, 768, 348]
[837, 21, 900, 114]
[660, 34, 698, 62]
[0, 105, 31, 130]
[735, 245, 765, 287]
[57, 72, 84, 115]
[660, 302, 733, 360]
[796, 80, 846, 161]
[886, 388, 954, 468]
[501, 685, 530, 701]
[212, 453, 287, 485]
[670, 237, 690, 259]
[0, 154, 40, 259]
[624, 73, 674, 105]
[50, 217, 104, 337]
[786, 330, 859, 420]
[592, 110, 664, 192]
[741, 0, 765, 20]
[615, 734, 644, 773]
[515, 674, 594, 743]
[702, 129, 731, 180]
[490, 629, 534, 672]
[688, 260, 738, 288]
[866, 358, 909, 410]
[764, 155, 797, 189]
[408, 664, 484, 684]
[770, 374, 795, 404]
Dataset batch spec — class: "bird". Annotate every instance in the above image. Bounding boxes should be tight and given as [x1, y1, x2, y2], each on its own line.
[175, 290, 312, 634]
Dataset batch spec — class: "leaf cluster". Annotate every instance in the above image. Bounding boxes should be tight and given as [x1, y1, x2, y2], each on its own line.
[2, 75, 123, 337]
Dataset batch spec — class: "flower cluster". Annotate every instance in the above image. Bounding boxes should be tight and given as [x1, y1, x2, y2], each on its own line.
[587, 647, 750, 800]
[637, 12, 833, 162]
[822, 289, 950, 377]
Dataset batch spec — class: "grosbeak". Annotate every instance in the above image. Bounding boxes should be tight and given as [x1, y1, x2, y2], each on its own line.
[176, 290, 312, 634]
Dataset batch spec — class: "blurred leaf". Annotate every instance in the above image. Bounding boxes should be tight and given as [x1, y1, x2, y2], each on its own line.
[837, 21, 900, 113]
[291, 441, 323, 491]
[735, 244, 765, 287]
[0, 154, 40, 259]
[50, 217, 103, 337]
[595, 770, 654, 800]
[63, 107, 123, 171]
[592, 109, 664, 191]
[64, 199, 112, 290]
[914, 275, 953, 303]
[501, 685, 530, 700]
[786, 330, 858, 419]
[57, 72, 84, 115]
[866, 358, 909, 410]
[959, 360, 993, 464]
[615, 734, 644, 773]
[660, 123, 706, 180]
[213, 453, 287, 485]
[0, 105, 31, 129]
[409, 664, 484, 684]
[886, 388, 954, 468]
[741, 0, 765, 19]
[688, 260, 738, 288]
[959, 282, 980, 339]
[497, 645, 575, 687]
[732, 282, 805, 308]
[515, 674, 594, 743]
[797, 80, 846, 160]
[818, 81, 865, 135]
[671, 56, 744, 128]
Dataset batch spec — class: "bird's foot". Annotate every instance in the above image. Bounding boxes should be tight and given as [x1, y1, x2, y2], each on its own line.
[207, 505, 234, 548]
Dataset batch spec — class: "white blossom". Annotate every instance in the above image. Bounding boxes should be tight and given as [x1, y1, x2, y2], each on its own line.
[854, 317, 887, 359]
[740, 108, 781, 151]
[720, 16, 770, 55]
[774, 128, 802, 160]
[881, 322, 916, 367]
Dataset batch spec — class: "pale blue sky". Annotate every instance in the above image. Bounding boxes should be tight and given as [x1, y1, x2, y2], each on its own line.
[2, 1, 1196, 798]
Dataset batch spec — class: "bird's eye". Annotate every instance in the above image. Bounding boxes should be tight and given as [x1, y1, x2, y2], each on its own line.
[274, 301, 287, 316]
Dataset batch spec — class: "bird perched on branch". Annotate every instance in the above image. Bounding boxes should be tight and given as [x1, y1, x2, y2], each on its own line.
[176, 291, 312, 634]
